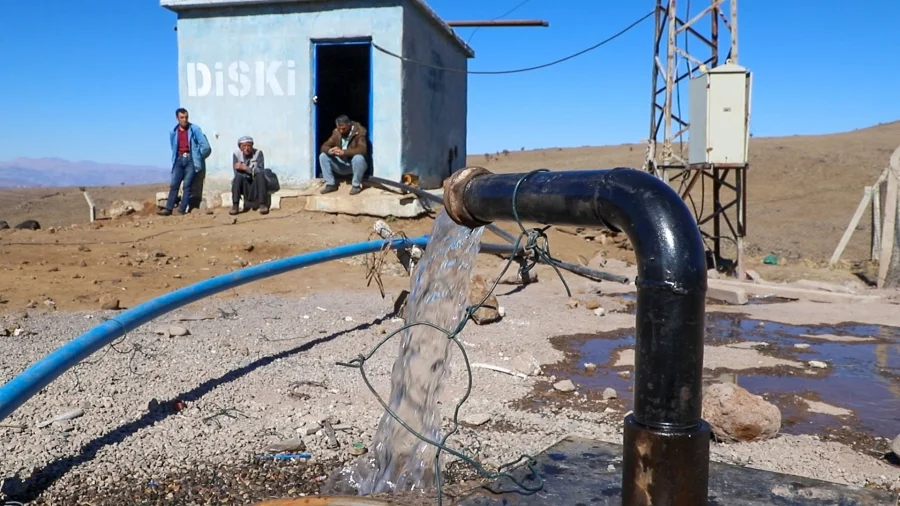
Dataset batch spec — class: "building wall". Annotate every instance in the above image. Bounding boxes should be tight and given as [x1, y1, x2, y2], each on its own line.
[174, 0, 404, 190]
[399, 1, 468, 190]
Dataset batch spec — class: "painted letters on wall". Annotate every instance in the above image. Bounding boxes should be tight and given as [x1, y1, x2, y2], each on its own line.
[186, 61, 297, 97]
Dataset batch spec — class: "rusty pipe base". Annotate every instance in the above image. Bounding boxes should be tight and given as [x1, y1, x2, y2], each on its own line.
[622, 414, 711, 506]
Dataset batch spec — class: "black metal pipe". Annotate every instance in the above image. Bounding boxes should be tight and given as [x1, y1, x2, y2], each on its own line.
[444, 167, 710, 505]
[367, 175, 631, 284]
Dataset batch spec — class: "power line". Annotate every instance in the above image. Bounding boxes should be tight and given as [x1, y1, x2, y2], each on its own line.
[465, 0, 534, 45]
[373, 10, 654, 75]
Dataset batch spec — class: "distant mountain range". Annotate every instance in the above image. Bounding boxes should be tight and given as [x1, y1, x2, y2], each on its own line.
[0, 157, 169, 188]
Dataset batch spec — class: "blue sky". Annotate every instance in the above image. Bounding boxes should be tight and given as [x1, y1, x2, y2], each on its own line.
[4, 0, 899, 168]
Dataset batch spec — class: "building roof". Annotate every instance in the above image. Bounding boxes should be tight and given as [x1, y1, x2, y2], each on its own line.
[160, 0, 475, 58]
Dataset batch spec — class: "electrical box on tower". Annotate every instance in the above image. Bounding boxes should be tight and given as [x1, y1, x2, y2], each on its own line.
[688, 61, 752, 165]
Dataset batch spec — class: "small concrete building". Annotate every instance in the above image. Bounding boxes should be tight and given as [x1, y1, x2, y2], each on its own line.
[160, 0, 473, 195]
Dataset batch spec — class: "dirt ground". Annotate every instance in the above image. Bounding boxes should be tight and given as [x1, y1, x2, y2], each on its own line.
[2, 123, 897, 312]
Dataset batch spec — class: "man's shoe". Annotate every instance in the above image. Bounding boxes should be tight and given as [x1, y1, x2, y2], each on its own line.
[229, 205, 239, 216]
[349, 186, 362, 196]
[259, 205, 269, 215]
[320, 185, 338, 195]
[157, 209, 172, 216]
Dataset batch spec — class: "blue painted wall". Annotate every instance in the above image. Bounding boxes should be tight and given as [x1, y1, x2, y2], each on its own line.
[400, 1, 468, 189]
[174, 0, 404, 190]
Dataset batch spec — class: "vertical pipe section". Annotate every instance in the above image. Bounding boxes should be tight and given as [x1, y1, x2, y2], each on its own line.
[444, 167, 710, 505]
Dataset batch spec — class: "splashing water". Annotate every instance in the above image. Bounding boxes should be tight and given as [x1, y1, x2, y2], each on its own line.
[325, 211, 485, 495]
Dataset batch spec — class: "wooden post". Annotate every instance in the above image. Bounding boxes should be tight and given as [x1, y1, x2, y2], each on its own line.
[829, 186, 874, 266]
[83, 191, 96, 223]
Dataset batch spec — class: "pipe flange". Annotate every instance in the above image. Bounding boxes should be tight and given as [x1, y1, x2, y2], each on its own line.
[443, 166, 494, 228]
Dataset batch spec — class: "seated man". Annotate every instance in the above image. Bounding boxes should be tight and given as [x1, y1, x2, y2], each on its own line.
[319, 114, 368, 195]
[231, 136, 269, 215]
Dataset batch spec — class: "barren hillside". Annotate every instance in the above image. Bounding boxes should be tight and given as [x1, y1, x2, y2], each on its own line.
[1, 122, 897, 265]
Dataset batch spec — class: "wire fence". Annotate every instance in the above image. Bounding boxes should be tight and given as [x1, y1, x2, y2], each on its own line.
[338, 170, 571, 504]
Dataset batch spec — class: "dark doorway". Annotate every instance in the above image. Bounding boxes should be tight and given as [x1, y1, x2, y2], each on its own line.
[313, 40, 372, 179]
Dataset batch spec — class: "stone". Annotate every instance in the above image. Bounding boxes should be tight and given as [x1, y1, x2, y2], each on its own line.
[702, 382, 781, 442]
[808, 360, 828, 369]
[592, 307, 607, 317]
[585, 300, 601, 310]
[596, 296, 629, 313]
[745, 269, 764, 282]
[108, 200, 142, 218]
[462, 413, 492, 426]
[511, 352, 542, 376]
[99, 295, 120, 310]
[583, 363, 597, 373]
[502, 269, 538, 285]
[468, 275, 501, 325]
[891, 434, 900, 456]
[267, 438, 306, 453]
[553, 380, 576, 393]
[348, 443, 368, 456]
[168, 325, 190, 337]
[602, 388, 617, 400]
[566, 298, 580, 309]
[794, 343, 811, 349]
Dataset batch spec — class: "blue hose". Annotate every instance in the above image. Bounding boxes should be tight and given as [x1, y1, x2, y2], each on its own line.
[0, 236, 434, 423]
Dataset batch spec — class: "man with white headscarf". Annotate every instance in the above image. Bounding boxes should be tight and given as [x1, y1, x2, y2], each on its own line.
[231, 136, 269, 215]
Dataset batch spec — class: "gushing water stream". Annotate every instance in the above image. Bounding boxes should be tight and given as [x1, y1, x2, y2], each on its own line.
[325, 211, 485, 494]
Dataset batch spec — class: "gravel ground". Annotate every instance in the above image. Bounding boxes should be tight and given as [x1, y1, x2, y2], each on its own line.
[0, 271, 898, 504]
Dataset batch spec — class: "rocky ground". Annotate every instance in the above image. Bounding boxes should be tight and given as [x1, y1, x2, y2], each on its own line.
[0, 263, 897, 504]
[2, 123, 900, 503]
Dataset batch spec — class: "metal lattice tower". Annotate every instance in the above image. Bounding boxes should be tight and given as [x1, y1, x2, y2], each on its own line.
[644, 0, 748, 277]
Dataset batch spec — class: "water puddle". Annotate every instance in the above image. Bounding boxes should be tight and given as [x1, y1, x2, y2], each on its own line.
[543, 313, 900, 442]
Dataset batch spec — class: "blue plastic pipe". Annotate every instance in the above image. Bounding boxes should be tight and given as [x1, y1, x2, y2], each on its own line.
[0, 236, 438, 423]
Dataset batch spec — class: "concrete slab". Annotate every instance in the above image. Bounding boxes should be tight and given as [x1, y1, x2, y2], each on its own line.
[304, 185, 429, 218]
[458, 437, 893, 505]
[708, 284, 749, 305]
[709, 279, 883, 304]
[219, 192, 282, 210]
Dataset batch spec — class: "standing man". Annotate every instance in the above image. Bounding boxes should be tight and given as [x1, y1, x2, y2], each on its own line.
[230, 136, 269, 216]
[319, 115, 368, 195]
[160, 108, 212, 216]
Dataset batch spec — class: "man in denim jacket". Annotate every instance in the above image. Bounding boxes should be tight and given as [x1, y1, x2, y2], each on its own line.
[160, 108, 212, 216]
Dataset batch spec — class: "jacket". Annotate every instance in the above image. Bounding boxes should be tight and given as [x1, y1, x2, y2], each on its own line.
[232, 148, 265, 179]
[320, 122, 368, 159]
[170, 123, 212, 172]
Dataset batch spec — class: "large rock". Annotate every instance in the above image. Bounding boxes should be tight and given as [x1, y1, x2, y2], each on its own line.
[702, 382, 781, 442]
[511, 352, 542, 376]
[108, 200, 143, 218]
[468, 275, 501, 325]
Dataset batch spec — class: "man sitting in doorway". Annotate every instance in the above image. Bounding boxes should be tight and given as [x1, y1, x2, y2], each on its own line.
[319, 114, 368, 195]
[231, 136, 269, 215]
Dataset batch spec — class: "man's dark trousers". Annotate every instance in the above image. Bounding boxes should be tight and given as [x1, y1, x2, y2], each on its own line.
[231, 173, 269, 208]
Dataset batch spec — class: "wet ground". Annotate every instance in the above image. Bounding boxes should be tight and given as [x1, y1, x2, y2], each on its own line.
[538, 307, 900, 450]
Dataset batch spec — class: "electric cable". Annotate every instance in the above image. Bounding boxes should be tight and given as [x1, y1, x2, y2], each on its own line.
[373, 10, 654, 75]
[464, 0, 534, 45]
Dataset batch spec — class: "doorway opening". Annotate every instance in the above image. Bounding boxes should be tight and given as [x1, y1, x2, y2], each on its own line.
[313, 40, 373, 179]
